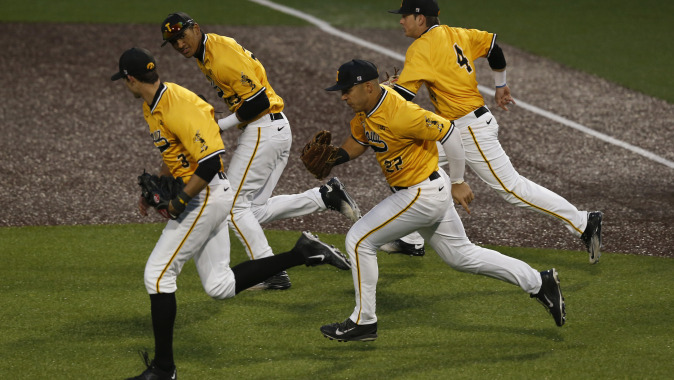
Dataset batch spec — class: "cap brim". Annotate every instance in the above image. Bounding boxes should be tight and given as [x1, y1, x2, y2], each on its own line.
[161, 36, 178, 47]
[388, 9, 404, 14]
[110, 72, 124, 81]
[161, 29, 187, 47]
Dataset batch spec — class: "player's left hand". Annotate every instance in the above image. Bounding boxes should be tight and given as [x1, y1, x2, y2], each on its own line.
[138, 195, 150, 216]
[495, 86, 516, 111]
[451, 182, 474, 214]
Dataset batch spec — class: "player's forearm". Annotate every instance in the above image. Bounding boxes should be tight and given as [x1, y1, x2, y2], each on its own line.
[167, 156, 219, 216]
[440, 127, 466, 184]
[168, 176, 205, 218]
[218, 90, 271, 131]
[340, 136, 367, 161]
[181, 175, 208, 199]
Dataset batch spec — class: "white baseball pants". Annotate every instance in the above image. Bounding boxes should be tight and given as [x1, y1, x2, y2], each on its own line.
[226, 113, 326, 260]
[144, 176, 237, 300]
[345, 168, 542, 325]
[440, 107, 588, 236]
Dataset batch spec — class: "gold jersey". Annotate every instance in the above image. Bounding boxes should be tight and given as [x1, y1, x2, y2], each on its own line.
[143, 82, 225, 182]
[395, 25, 496, 120]
[197, 33, 284, 118]
[350, 86, 455, 188]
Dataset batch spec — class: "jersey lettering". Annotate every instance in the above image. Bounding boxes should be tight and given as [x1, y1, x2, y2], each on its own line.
[365, 130, 388, 153]
[225, 94, 242, 108]
[205, 74, 239, 106]
[237, 43, 257, 61]
[151, 130, 170, 153]
[453, 44, 473, 74]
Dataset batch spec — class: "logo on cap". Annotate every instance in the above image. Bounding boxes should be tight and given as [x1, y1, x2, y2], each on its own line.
[147, 62, 155, 70]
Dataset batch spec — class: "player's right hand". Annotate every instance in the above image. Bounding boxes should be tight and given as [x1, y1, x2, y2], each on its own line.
[495, 86, 516, 111]
[451, 182, 474, 214]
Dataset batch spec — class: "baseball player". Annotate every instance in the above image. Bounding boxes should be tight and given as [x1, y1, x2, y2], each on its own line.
[317, 59, 565, 342]
[383, 0, 603, 263]
[111, 47, 352, 380]
[160, 12, 361, 289]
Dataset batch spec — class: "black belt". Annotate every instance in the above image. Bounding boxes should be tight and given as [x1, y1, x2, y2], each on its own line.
[240, 113, 284, 130]
[390, 171, 441, 192]
[473, 106, 488, 118]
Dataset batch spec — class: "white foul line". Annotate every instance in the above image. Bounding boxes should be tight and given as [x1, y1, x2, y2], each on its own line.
[250, 0, 674, 169]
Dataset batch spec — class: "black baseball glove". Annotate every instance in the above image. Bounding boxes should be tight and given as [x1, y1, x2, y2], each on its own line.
[138, 171, 186, 220]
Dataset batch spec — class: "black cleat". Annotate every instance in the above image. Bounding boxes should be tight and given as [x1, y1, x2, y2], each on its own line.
[531, 268, 566, 327]
[320, 318, 378, 342]
[320, 177, 362, 222]
[580, 211, 603, 264]
[248, 270, 292, 291]
[294, 231, 351, 270]
[126, 351, 177, 380]
[379, 239, 425, 257]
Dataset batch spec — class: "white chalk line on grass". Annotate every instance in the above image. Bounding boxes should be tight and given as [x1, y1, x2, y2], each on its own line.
[250, 0, 674, 169]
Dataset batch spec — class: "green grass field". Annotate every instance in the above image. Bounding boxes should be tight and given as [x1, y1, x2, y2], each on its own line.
[2, 224, 673, 379]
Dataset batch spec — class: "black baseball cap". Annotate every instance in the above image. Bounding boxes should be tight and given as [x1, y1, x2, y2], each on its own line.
[110, 47, 157, 81]
[325, 59, 380, 91]
[388, 0, 440, 16]
[161, 12, 195, 46]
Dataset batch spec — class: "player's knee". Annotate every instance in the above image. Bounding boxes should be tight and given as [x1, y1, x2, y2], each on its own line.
[203, 278, 236, 300]
[345, 230, 359, 254]
[346, 230, 376, 258]
[249, 204, 270, 223]
[144, 275, 177, 295]
[144, 267, 161, 294]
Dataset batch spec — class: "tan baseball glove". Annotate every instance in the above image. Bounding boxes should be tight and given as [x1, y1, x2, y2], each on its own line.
[301, 130, 340, 180]
[380, 67, 400, 87]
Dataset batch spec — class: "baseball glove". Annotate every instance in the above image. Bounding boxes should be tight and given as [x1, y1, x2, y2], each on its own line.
[301, 130, 340, 180]
[380, 67, 400, 87]
[138, 171, 185, 220]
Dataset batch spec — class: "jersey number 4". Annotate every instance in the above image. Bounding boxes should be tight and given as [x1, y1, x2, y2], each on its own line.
[453, 44, 473, 74]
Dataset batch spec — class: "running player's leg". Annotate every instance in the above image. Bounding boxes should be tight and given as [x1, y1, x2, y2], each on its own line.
[247, 122, 326, 222]
[419, 204, 541, 293]
[419, 199, 566, 326]
[457, 115, 588, 237]
[226, 123, 289, 260]
[143, 183, 230, 373]
[345, 175, 449, 325]
[192, 183, 237, 299]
